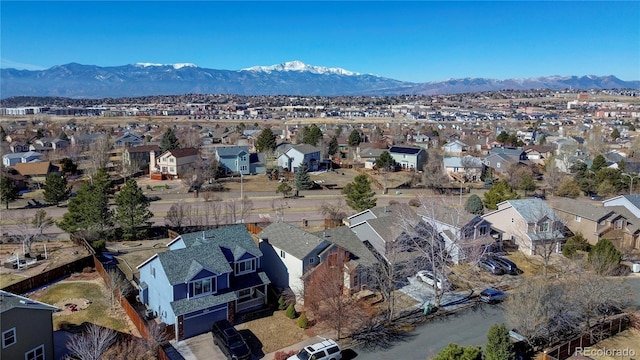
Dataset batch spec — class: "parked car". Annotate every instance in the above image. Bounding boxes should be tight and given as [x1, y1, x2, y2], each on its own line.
[479, 288, 507, 303]
[416, 270, 448, 290]
[478, 258, 505, 275]
[211, 320, 251, 360]
[488, 255, 521, 275]
[288, 338, 342, 360]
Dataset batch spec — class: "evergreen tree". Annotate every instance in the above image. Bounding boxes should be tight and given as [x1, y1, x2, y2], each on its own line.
[562, 232, 591, 258]
[115, 179, 153, 240]
[556, 177, 581, 198]
[0, 126, 6, 141]
[483, 180, 519, 210]
[60, 158, 78, 174]
[328, 136, 339, 157]
[519, 174, 536, 195]
[343, 174, 377, 211]
[43, 173, 71, 205]
[496, 131, 509, 144]
[591, 154, 607, 172]
[93, 168, 114, 196]
[432, 343, 482, 360]
[348, 129, 362, 148]
[58, 131, 69, 141]
[465, 194, 484, 215]
[0, 175, 19, 210]
[294, 162, 313, 191]
[588, 239, 622, 275]
[484, 324, 514, 360]
[611, 128, 620, 140]
[255, 127, 277, 153]
[160, 128, 180, 153]
[301, 124, 323, 146]
[276, 182, 293, 198]
[375, 151, 397, 171]
[58, 176, 113, 238]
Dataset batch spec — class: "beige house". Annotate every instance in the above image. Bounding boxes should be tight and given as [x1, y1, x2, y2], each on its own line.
[482, 199, 567, 255]
[0, 290, 58, 360]
[150, 147, 200, 179]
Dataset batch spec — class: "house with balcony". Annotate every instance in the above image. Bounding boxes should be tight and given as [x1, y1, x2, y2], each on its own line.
[149, 147, 199, 179]
[443, 140, 469, 156]
[418, 205, 502, 264]
[551, 197, 639, 251]
[215, 146, 250, 175]
[0, 290, 59, 360]
[137, 225, 270, 340]
[277, 144, 321, 172]
[482, 199, 568, 255]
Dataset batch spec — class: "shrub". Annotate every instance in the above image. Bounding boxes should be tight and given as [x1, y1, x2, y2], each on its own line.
[408, 198, 421, 207]
[91, 239, 106, 251]
[164, 184, 171, 189]
[146, 184, 152, 190]
[274, 350, 296, 360]
[388, 200, 399, 205]
[277, 295, 287, 310]
[297, 312, 308, 328]
[589, 239, 622, 275]
[562, 233, 591, 258]
[285, 304, 297, 319]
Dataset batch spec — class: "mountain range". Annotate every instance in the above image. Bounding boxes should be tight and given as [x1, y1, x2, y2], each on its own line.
[1, 61, 638, 99]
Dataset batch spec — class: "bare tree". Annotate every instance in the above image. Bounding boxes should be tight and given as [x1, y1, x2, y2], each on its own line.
[205, 200, 224, 227]
[320, 199, 348, 222]
[518, 202, 568, 277]
[543, 160, 565, 195]
[181, 129, 202, 149]
[32, 209, 54, 240]
[102, 336, 156, 360]
[86, 135, 112, 176]
[65, 323, 117, 360]
[165, 201, 190, 233]
[422, 149, 450, 191]
[105, 269, 133, 309]
[8, 212, 37, 255]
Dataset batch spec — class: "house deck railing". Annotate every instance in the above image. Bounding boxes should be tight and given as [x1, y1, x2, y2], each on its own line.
[236, 289, 266, 312]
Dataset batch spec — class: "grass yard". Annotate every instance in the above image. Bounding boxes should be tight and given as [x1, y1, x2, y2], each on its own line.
[29, 280, 132, 334]
[587, 328, 640, 360]
[0, 273, 27, 287]
[235, 310, 310, 354]
[504, 251, 560, 277]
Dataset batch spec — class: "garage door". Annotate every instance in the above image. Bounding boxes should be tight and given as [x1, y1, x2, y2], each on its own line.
[183, 306, 227, 339]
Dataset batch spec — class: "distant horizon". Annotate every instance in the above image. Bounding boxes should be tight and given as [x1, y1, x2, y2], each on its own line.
[2, 60, 638, 83]
[1, 2, 638, 83]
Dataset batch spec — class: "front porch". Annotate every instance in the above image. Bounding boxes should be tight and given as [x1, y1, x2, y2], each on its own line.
[236, 285, 267, 313]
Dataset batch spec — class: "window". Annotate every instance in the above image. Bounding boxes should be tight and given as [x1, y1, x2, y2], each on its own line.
[280, 250, 286, 258]
[150, 266, 155, 278]
[169, 158, 175, 163]
[235, 259, 255, 275]
[241, 155, 247, 162]
[497, 162, 501, 168]
[538, 222, 549, 232]
[2, 328, 16, 348]
[189, 277, 215, 297]
[309, 257, 315, 264]
[327, 346, 340, 355]
[615, 219, 623, 229]
[169, 167, 175, 173]
[240, 165, 248, 171]
[237, 288, 253, 299]
[575, 215, 581, 222]
[25, 344, 44, 360]
[478, 226, 487, 236]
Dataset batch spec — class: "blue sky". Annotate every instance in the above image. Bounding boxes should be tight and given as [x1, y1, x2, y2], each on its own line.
[2, 1, 639, 82]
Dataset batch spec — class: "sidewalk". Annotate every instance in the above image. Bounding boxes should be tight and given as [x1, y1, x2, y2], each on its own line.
[261, 335, 325, 360]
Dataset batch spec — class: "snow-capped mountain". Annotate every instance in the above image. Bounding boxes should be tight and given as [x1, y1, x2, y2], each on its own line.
[0, 61, 638, 99]
[242, 60, 360, 76]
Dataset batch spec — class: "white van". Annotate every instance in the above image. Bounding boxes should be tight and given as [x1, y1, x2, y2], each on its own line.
[287, 339, 342, 360]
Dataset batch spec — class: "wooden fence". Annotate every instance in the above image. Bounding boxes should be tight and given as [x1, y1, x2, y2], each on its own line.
[544, 314, 631, 360]
[1, 255, 95, 294]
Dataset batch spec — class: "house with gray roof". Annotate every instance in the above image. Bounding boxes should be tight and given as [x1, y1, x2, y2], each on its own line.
[2, 151, 43, 167]
[0, 290, 59, 360]
[482, 199, 567, 256]
[443, 155, 485, 182]
[257, 223, 330, 298]
[137, 225, 270, 340]
[215, 145, 250, 175]
[551, 197, 639, 251]
[277, 144, 321, 172]
[388, 145, 427, 172]
[603, 194, 640, 219]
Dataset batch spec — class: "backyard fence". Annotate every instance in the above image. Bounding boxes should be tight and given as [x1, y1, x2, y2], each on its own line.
[1, 255, 94, 294]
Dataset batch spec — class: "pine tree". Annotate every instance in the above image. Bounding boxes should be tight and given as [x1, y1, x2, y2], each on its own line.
[115, 179, 153, 240]
[348, 129, 362, 147]
[58, 175, 113, 238]
[611, 128, 620, 140]
[465, 194, 484, 215]
[43, 173, 71, 205]
[301, 124, 323, 146]
[343, 174, 377, 211]
[0, 175, 19, 210]
[285, 303, 297, 319]
[591, 154, 607, 172]
[432, 343, 482, 360]
[160, 128, 180, 153]
[375, 151, 396, 171]
[483, 180, 519, 210]
[255, 128, 277, 153]
[0, 126, 6, 141]
[484, 324, 514, 360]
[328, 136, 339, 157]
[496, 131, 509, 144]
[588, 239, 622, 275]
[294, 162, 313, 191]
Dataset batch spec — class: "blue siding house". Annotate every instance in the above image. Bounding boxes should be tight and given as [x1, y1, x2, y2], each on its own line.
[215, 146, 251, 175]
[137, 225, 270, 340]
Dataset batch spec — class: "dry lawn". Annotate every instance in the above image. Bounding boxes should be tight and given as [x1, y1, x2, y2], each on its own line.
[235, 310, 310, 354]
[504, 251, 561, 277]
[584, 328, 640, 360]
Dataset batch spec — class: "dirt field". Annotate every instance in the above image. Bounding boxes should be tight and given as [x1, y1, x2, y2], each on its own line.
[586, 328, 640, 360]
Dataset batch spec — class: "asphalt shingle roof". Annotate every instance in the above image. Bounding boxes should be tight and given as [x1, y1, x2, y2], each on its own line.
[257, 222, 329, 259]
[503, 198, 557, 222]
[312, 226, 377, 267]
[0, 290, 59, 313]
[215, 146, 249, 157]
[550, 198, 613, 221]
[389, 146, 422, 155]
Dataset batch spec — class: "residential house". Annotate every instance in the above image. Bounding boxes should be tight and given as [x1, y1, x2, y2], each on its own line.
[9, 161, 59, 186]
[443, 140, 469, 156]
[0, 290, 59, 360]
[2, 151, 43, 167]
[114, 133, 145, 148]
[388, 145, 427, 172]
[603, 194, 640, 219]
[137, 225, 271, 340]
[277, 144, 321, 172]
[258, 223, 330, 298]
[442, 156, 484, 182]
[482, 199, 567, 256]
[122, 144, 161, 172]
[215, 146, 250, 175]
[551, 197, 639, 251]
[149, 147, 200, 179]
[70, 133, 105, 149]
[418, 206, 502, 264]
[483, 147, 529, 174]
[524, 145, 554, 165]
[9, 141, 30, 153]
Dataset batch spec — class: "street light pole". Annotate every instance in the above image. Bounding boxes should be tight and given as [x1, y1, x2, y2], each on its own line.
[622, 173, 634, 194]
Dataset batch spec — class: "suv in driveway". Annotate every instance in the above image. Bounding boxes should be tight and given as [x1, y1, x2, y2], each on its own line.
[478, 258, 505, 275]
[287, 338, 341, 360]
[211, 320, 251, 360]
[487, 255, 520, 275]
